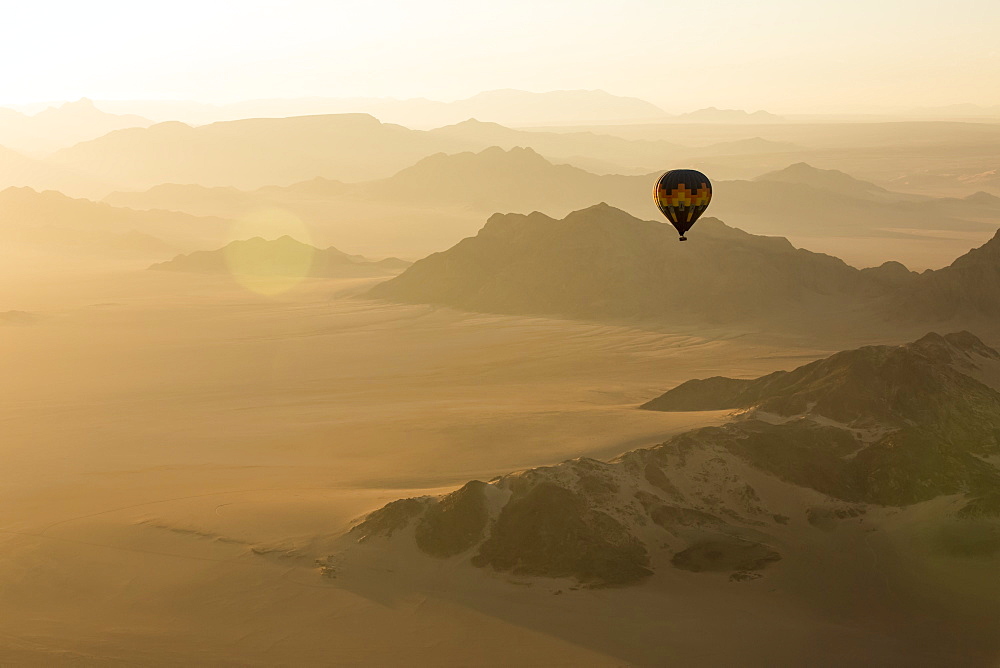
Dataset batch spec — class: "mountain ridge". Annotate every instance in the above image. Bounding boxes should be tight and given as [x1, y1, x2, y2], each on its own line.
[335, 331, 1000, 589]
[368, 202, 1000, 333]
[150, 236, 410, 277]
[368, 203, 894, 328]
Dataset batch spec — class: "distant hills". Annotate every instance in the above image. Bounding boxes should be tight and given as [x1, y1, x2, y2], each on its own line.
[53, 112, 797, 194]
[150, 236, 409, 277]
[753, 161, 890, 197]
[90, 89, 670, 127]
[412, 89, 667, 127]
[426, 119, 687, 172]
[0, 187, 229, 257]
[335, 331, 1000, 586]
[359, 146, 643, 213]
[0, 98, 152, 153]
[674, 107, 785, 123]
[48, 114, 470, 191]
[0, 145, 113, 199]
[893, 228, 1000, 322]
[1, 100, 997, 210]
[86, 91, 794, 130]
[710, 162, 1000, 242]
[368, 203, 1000, 334]
[99, 145, 655, 218]
[890, 167, 1000, 199]
[104, 148, 1000, 266]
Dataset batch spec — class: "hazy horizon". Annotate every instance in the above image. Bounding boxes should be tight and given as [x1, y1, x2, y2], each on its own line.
[5, 0, 1000, 114]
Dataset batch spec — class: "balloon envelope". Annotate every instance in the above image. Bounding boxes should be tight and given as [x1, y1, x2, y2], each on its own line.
[653, 169, 712, 240]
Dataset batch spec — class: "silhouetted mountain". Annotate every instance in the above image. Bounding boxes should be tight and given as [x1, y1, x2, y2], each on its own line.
[429, 120, 801, 172]
[54, 109, 798, 198]
[338, 332, 1000, 587]
[0, 187, 229, 254]
[891, 166, 1000, 197]
[964, 191, 1000, 206]
[94, 89, 668, 128]
[0, 145, 112, 198]
[105, 183, 260, 218]
[49, 114, 471, 191]
[362, 146, 645, 212]
[104, 146, 648, 218]
[675, 107, 784, 123]
[755, 162, 890, 197]
[0, 98, 152, 153]
[859, 260, 917, 287]
[368, 204, 892, 328]
[435, 89, 666, 126]
[106, 151, 1000, 259]
[428, 118, 684, 171]
[893, 230, 1000, 322]
[711, 162, 998, 238]
[369, 201, 1000, 332]
[150, 236, 409, 277]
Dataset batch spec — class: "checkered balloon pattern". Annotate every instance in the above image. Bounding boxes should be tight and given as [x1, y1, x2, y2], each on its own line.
[653, 169, 712, 237]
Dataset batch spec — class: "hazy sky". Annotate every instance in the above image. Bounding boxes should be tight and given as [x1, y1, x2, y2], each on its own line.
[3, 0, 999, 112]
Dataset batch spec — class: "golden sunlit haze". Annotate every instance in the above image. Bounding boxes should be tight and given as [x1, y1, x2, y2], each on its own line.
[2, 0, 998, 112]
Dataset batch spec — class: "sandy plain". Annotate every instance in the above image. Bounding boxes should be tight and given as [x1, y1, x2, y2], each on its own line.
[1, 251, 996, 666]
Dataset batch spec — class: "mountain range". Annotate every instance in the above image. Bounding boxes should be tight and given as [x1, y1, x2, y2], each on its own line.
[335, 331, 1000, 587]
[13, 106, 1000, 211]
[86, 89, 670, 127]
[0, 145, 113, 199]
[0, 187, 229, 257]
[53, 113, 801, 195]
[150, 236, 409, 277]
[103, 147, 1000, 268]
[367, 202, 1000, 337]
[47, 114, 471, 191]
[0, 98, 152, 153]
[368, 204, 893, 330]
[673, 107, 785, 123]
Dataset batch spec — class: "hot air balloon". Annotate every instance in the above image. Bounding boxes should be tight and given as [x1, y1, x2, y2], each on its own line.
[653, 169, 712, 241]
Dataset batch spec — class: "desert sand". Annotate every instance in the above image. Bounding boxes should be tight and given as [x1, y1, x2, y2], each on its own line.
[4, 257, 914, 666]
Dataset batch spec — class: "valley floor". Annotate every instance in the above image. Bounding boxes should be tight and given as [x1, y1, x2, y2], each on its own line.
[1, 267, 997, 666]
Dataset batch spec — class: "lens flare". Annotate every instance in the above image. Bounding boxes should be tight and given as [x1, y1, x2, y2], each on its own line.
[224, 208, 315, 295]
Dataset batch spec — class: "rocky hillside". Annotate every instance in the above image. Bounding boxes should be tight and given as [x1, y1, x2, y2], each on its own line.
[644, 331, 1000, 505]
[893, 229, 1000, 322]
[642, 331, 1000, 426]
[333, 332, 1000, 588]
